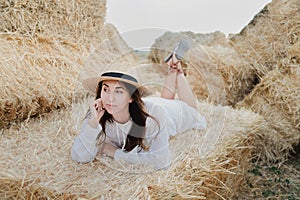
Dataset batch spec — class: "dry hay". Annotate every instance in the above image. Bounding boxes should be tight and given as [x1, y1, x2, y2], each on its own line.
[236, 67, 300, 163]
[147, 31, 228, 71]
[148, 31, 228, 62]
[0, 1, 133, 129]
[229, 0, 300, 78]
[0, 0, 106, 50]
[147, 31, 258, 106]
[186, 44, 256, 106]
[0, 94, 265, 199]
[76, 23, 138, 96]
[0, 34, 82, 128]
[0, 24, 138, 129]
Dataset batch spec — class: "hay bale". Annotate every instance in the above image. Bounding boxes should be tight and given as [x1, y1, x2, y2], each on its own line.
[147, 0, 300, 106]
[148, 103, 263, 199]
[147, 31, 257, 106]
[0, 23, 138, 128]
[0, 0, 106, 49]
[186, 44, 256, 105]
[236, 68, 300, 163]
[76, 23, 138, 98]
[0, 93, 265, 199]
[229, 0, 300, 78]
[0, 34, 82, 128]
[147, 31, 227, 70]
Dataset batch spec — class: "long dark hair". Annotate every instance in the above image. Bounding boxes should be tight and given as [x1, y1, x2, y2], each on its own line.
[94, 81, 155, 152]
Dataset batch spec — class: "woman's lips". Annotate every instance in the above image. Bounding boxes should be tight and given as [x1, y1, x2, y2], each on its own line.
[106, 104, 116, 109]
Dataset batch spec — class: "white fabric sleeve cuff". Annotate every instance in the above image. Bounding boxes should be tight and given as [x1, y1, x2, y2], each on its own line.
[80, 122, 102, 142]
[71, 120, 103, 163]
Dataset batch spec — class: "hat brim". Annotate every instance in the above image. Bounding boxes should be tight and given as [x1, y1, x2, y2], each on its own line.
[82, 76, 152, 97]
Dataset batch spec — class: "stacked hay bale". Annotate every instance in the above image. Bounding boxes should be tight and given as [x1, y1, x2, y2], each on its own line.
[0, 0, 106, 49]
[148, 0, 300, 164]
[148, 31, 227, 64]
[229, 0, 300, 77]
[232, 0, 300, 163]
[0, 35, 82, 128]
[148, 31, 228, 76]
[186, 44, 256, 105]
[0, 96, 266, 199]
[236, 68, 300, 163]
[148, 0, 300, 107]
[0, 0, 137, 128]
[148, 103, 268, 199]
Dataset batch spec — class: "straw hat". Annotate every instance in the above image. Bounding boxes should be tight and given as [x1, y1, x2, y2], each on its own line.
[82, 71, 152, 97]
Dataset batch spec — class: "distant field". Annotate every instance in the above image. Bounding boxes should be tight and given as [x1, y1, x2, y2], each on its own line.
[133, 50, 150, 63]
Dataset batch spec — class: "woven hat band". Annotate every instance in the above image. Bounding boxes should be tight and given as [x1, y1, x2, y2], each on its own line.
[101, 72, 138, 83]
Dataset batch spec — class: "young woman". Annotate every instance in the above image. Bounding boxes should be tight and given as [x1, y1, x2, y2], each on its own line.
[71, 56, 206, 170]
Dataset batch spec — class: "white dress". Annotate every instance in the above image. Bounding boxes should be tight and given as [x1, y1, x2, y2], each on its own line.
[71, 97, 206, 170]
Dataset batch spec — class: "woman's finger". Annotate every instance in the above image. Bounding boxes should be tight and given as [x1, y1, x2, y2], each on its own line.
[91, 99, 100, 110]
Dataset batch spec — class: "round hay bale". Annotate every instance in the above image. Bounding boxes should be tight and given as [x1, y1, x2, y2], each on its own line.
[0, 95, 264, 199]
[229, 0, 300, 78]
[186, 44, 257, 105]
[236, 68, 300, 163]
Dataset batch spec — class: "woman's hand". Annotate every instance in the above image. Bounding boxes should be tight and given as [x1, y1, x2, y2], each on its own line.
[88, 98, 105, 128]
[101, 142, 117, 158]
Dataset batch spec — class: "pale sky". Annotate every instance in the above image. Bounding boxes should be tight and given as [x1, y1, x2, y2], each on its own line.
[106, 0, 272, 49]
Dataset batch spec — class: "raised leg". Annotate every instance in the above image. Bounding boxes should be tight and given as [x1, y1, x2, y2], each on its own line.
[161, 68, 177, 99]
[162, 54, 197, 109]
[176, 68, 197, 109]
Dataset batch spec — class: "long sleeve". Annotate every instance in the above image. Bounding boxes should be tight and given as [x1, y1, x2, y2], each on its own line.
[114, 130, 171, 170]
[114, 105, 172, 170]
[71, 119, 102, 163]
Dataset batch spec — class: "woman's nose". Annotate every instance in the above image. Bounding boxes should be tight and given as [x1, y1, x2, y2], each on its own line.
[108, 92, 115, 102]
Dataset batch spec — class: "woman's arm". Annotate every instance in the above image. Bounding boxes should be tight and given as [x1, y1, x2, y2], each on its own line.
[113, 129, 171, 170]
[71, 118, 102, 163]
[71, 99, 105, 163]
[113, 105, 172, 170]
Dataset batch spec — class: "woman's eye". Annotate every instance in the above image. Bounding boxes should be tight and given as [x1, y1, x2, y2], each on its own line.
[116, 90, 123, 94]
[103, 88, 108, 92]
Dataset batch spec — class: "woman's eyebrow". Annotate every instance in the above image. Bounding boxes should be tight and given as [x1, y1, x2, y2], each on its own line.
[103, 83, 125, 90]
[115, 86, 125, 90]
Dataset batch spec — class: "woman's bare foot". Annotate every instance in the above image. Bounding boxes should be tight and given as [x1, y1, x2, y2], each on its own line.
[167, 54, 183, 74]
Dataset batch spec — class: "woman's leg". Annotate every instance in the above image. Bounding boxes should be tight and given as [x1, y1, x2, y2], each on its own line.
[161, 68, 177, 99]
[170, 56, 197, 109]
[161, 54, 197, 109]
[176, 68, 197, 109]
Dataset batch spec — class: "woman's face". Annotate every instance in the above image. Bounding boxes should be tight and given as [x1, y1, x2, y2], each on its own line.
[101, 80, 132, 116]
